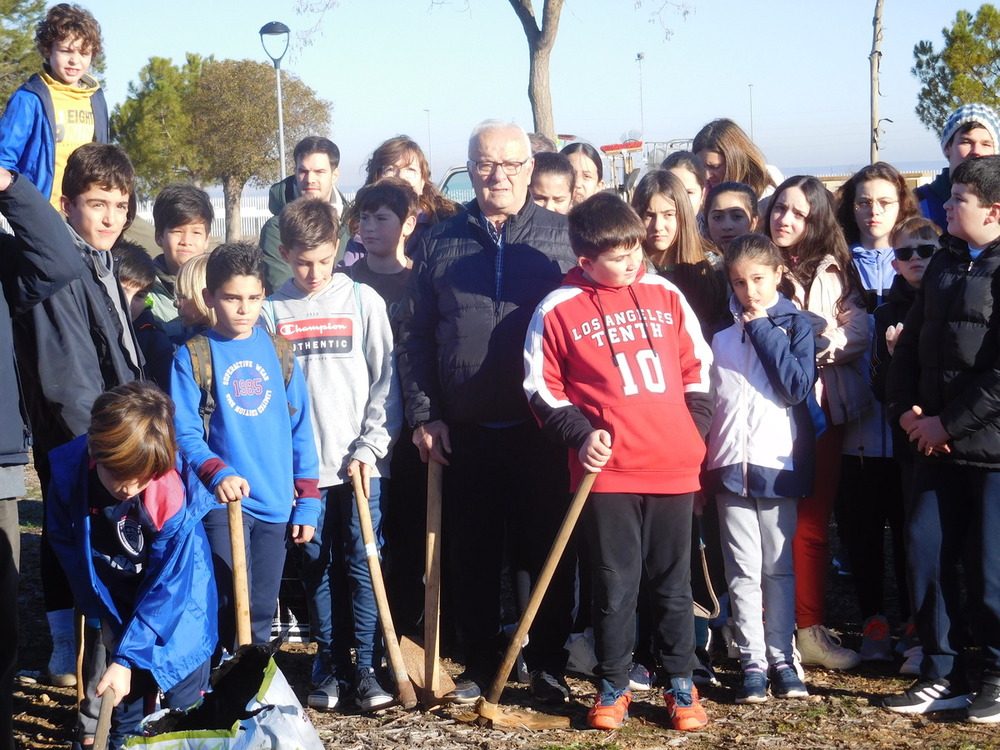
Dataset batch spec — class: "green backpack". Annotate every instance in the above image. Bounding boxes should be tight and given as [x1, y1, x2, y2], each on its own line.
[184, 332, 297, 439]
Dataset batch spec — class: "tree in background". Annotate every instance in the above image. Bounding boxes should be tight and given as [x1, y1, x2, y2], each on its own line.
[188, 59, 330, 241]
[295, 0, 685, 143]
[111, 55, 210, 198]
[913, 4, 1000, 134]
[113, 57, 330, 240]
[0, 0, 45, 106]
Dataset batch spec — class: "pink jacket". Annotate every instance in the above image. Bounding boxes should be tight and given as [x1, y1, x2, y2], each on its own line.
[789, 255, 873, 425]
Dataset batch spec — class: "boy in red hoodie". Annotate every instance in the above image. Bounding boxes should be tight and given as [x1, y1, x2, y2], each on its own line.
[523, 193, 713, 731]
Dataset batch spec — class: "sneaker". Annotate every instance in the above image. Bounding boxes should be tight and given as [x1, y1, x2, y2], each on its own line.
[859, 615, 894, 662]
[628, 661, 653, 691]
[883, 677, 972, 714]
[47, 633, 77, 688]
[587, 684, 632, 729]
[308, 673, 341, 710]
[735, 665, 768, 704]
[444, 676, 483, 704]
[899, 645, 923, 677]
[311, 652, 333, 689]
[354, 666, 394, 711]
[664, 677, 709, 731]
[795, 625, 861, 670]
[692, 648, 720, 688]
[769, 662, 809, 699]
[530, 670, 570, 705]
[968, 678, 1000, 723]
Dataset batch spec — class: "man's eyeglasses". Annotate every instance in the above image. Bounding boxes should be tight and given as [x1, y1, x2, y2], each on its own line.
[467, 159, 529, 177]
[893, 244, 936, 261]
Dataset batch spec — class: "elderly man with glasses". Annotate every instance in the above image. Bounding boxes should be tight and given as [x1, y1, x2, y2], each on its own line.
[397, 119, 578, 705]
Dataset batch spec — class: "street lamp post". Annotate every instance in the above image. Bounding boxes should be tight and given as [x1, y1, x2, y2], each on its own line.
[636, 52, 645, 137]
[260, 21, 291, 181]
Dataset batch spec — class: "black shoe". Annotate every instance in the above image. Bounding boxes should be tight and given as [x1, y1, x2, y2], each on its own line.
[968, 677, 1000, 723]
[529, 670, 570, 705]
[445, 676, 483, 704]
[883, 677, 972, 714]
[354, 666, 394, 711]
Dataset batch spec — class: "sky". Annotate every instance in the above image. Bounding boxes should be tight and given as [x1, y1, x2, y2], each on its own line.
[72, 0, 977, 191]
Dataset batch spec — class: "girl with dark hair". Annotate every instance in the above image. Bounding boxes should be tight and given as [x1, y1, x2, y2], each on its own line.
[662, 150, 708, 216]
[561, 142, 605, 205]
[632, 170, 726, 337]
[833, 163, 920, 663]
[765, 175, 870, 672]
[693, 119, 778, 196]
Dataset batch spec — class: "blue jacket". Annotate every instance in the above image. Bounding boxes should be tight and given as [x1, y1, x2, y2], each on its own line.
[171, 328, 321, 527]
[915, 169, 949, 233]
[0, 73, 109, 199]
[46, 435, 217, 690]
[705, 294, 818, 499]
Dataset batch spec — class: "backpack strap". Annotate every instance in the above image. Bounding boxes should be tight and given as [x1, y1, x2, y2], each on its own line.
[267, 331, 298, 418]
[184, 334, 215, 440]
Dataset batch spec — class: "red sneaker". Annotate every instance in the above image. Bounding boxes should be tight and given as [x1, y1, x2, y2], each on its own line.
[587, 688, 632, 730]
[664, 678, 708, 731]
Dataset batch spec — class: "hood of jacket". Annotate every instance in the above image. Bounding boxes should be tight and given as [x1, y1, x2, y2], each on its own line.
[725, 290, 800, 326]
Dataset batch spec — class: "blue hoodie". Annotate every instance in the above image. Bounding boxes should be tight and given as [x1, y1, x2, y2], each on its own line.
[46, 435, 217, 690]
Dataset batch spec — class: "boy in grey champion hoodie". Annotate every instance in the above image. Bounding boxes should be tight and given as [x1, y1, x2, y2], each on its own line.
[262, 197, 402, 711]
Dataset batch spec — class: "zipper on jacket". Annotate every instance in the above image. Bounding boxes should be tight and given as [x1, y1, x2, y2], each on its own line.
[741, 323, 751, 496]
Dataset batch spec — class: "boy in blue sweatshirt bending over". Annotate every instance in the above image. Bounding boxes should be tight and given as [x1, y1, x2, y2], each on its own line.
[171, 242, 320, 651]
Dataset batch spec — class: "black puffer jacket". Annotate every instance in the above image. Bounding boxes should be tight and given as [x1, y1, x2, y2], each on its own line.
[398, 198, 576, 426]
[0, 174, 89, 464]
[10, 184, 142, 452]
[887, 234, 1000, 467]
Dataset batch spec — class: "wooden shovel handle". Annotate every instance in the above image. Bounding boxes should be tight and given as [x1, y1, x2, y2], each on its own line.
[424, 460, 444, 704]
[228, 500, 252, 647]
[482, 472, 596, 709]
[352, 473, 418, 709]
[93, 685, 116, 750]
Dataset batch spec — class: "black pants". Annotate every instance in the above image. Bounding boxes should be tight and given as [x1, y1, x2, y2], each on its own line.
[0, 496, 18, 750]
[382, 426, 429, 638]
[443, 421, 572, 679]
[837, 455, 909, 621]
[581, 491, 696, 689]
[906, 463, 1000, 681]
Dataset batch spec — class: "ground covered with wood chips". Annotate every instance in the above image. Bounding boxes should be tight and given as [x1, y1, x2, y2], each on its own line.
[13, 474, 1000, 750]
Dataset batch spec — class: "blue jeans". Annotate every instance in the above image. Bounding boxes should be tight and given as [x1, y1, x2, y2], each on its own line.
[906, 462, 1000, 681]
[301, 480, 383, 671]
[202, 508, 287, 649]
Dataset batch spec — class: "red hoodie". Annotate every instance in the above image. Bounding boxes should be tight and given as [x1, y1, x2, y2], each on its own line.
[524, 265, 713, 494]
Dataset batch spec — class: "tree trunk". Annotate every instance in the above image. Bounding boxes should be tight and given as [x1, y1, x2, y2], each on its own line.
[870, 0, 885, 163]
[528, 44, 554, 139]
[508, 0, 564, 142]
[221, 175, 244, 242]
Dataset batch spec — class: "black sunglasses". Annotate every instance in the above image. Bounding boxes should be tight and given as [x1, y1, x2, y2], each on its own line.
[893, 244, 936, 261]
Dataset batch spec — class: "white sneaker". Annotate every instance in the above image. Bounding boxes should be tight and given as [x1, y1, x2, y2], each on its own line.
[795, 625, 860, 670]
[47, 633, 77, 687]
